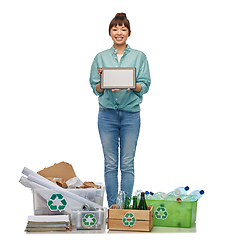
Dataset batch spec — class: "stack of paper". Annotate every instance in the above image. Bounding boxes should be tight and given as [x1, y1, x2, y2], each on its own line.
[25, 215, 71, 232]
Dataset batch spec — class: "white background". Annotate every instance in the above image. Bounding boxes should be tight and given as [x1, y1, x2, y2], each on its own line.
[0, 0, 239, 239]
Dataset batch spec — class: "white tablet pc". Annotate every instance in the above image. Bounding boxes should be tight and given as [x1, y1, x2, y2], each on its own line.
[100, 67, 136, 89]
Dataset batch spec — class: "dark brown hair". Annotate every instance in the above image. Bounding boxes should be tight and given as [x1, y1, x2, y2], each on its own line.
[109, 13, 131, 36]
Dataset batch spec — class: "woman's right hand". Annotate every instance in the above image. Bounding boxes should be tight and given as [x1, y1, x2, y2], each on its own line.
[98, 67, 103, 76]
[96, 68, 104, 93]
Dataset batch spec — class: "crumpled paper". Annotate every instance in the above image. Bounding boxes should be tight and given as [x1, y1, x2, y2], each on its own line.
[47, 177, 67, 188]
[66, 177, 83, 189]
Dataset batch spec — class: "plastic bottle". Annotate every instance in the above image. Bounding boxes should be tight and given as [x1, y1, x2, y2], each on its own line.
[152, 192, 167, 200]
[177, 186, 190, 199]
[116, 191, 125, 209]
[182, 190, 204, 201]
[164, 191, 179, 200]
[134, 189, 143, 201]
[164, 186, 189, 200]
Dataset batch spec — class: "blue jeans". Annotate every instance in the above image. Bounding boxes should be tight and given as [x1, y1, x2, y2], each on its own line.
[98, 109, 140, 207]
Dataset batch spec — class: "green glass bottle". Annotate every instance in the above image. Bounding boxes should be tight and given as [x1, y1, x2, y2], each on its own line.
[138, 192, 147, 210]
[132, 196, 138, 210]
[124, 197, 130, 209]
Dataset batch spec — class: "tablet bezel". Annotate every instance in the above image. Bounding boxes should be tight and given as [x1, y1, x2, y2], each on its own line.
[100, 67, 136, 89]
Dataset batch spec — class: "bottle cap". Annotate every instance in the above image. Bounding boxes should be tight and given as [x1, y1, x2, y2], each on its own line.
[185, 186, 190, 191]
[175, 189, 180, 195]
[145, 191, 149, 195]
[160, 192, 166, 198]
[81, 204, 90, 211]
[200, 190, 204, 195]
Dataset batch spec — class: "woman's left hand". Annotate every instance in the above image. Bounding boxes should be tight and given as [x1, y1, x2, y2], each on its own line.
[112, 88, 130, 91]
[111, 84, 142, 92]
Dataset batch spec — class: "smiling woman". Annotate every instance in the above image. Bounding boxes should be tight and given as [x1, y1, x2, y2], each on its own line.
[109, 13, 131, 36]
[89, 12, 151, 208]
[110, 25, 129, 53]
[108, 13, 131, 55]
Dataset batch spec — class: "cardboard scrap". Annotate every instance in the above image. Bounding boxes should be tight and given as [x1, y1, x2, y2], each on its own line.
[80, 182, 102, 189]
[37, 161, 101, 189]
[37, 162, 76, 182]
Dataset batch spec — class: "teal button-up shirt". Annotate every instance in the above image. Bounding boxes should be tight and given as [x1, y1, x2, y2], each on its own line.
[89, 45, 151, 112]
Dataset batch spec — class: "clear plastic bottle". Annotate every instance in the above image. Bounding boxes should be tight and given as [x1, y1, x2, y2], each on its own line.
[177, 186, 190, 199]
[164, 186, 189, 200]
[134, 189, 143, 200]
[116, 191, 125, 209]
[182, 190, 204, 201]
[152, 192, 167, 200]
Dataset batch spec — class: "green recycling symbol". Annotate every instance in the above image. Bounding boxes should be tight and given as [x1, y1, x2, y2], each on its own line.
[82, 213, 97, 228]
[122, 212, 136, 227]
[154, 206, 168, 220]
[47, 193, 67, 212]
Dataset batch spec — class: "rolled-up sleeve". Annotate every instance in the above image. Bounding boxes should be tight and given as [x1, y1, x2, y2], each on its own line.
[89, 56, 103, 96]
[135, 56, 151, 97]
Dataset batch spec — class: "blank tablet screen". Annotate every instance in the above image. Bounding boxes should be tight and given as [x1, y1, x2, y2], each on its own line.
[100, 68, 136, 89]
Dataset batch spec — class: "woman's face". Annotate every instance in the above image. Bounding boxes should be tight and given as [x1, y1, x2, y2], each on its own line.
[110, 24, 130, 47]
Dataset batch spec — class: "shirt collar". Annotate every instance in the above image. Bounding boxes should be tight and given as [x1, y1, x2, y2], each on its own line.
[111, 44, 131, 55]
